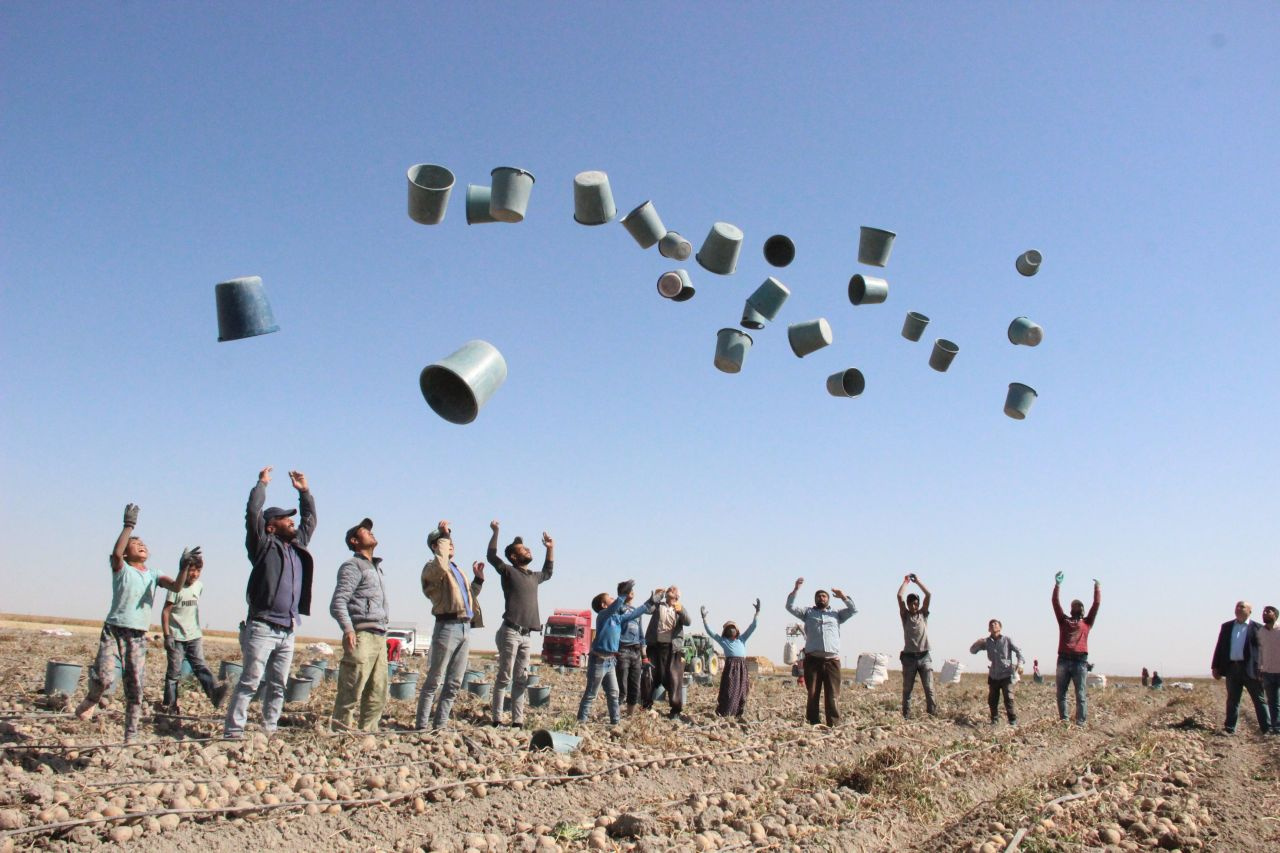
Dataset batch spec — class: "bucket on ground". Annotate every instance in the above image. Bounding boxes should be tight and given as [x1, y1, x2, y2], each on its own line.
[530, 729, 581, 752]
[284, 676, 313, 703]
[44, 661, 81, 697]
[389, 681, 416, 701]
[220, 661, 243, 683]
[527, 685, 552, 707]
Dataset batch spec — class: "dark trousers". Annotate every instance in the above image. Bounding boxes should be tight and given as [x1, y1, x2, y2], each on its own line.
[163, 637, 218, 707]
[1262, 672, 1280, 734]
[1224, 661, 1270, 733]
[648, 643, 686, 714]
[802, 655, 841, 725]
[617, 645, 644, 707]
[988, 676, 1016, 722]
[900, 651, 936, 717]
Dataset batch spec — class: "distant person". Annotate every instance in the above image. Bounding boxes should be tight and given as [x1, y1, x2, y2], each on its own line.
[615, 580, 646, 715]
[577, 584, 654, 724]
[701, 599, 760, 717]
[1150, 671, 1163, 689]
[1052, 572, 1100, 726]
[160, 546, 225, 714]
[1141, 667, 1150, 688]
[897, 574, 937, 719]
[415, 521, 478, 730]
[224, 467, 316, 739]
[645, 586, 692, 718]
[329, 518, 389, 731]
[1260, 605, 1280, 735]
[1032, 659, 1043, 684]
[486, 520, 554, 728]
[970, 619, 1025, 726]
[786, 577, 856, 726]
[1210, 600, 1269, 735]
[75, 504, 194, 742]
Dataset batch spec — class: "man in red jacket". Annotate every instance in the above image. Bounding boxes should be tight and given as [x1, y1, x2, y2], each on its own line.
[1052, 572, 1100, 726]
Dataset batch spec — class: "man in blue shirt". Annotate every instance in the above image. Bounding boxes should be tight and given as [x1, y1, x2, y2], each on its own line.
[577, 586, 655, 725]
[615, 580, 646, 715]
[785, 576, 855, 726]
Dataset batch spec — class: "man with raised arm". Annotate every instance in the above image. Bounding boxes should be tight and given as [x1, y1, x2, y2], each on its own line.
[1052, 572, 1100, 726]
[897, 573, 937, 719]
[486, 520, 554, 728]
[786, 577, 856, 726]
[224, 467, 316, 739]
[415, 521, 477, 730]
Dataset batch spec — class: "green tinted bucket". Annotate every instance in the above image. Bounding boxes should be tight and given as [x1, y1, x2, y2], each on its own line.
[490, 167, 535, 223]
[742, 277, 790, 330]
[1003, 382, 1038, 420]
[389, 681, 417, 701]
[929, 339, 959, 372]
[763, 234, 795, 268]
[88, 660, 123, 695]
[657, 269, 695, 301]
[901, 311, 930, 342]
[826, 368, 866, 398]
[696, 222, 743, 276]
[528, 685, 551, 707]
[44, 661, 82, 697]
[406, 163, 455, 225]
[463, 669, 484, 686]
[466, 185, 498, 225]
[299, 664, 325, 684]
[419, 340, 508, 425]
[284, 676, 314, 704]
[573, 170, 616, 225]
[530, 729, 581, 752]
[857, 227, 896, 267]
[466, 680, 493, 700]
[848, 274, 889, 306]
[714, 328, 753, 374]
[658, 231, 692, 261]
[621, 200, 666, 249]
[219, 661, 243, 683]
[1016, 250, 1042, 277]
[788, 319, 833, 358]
[1007, 316, 1044, 347]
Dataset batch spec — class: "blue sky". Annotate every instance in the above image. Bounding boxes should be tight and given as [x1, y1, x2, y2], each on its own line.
[2, 4, 1276, 677]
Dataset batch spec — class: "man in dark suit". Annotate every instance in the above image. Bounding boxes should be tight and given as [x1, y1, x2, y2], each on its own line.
[1211, 600, 1270, 735]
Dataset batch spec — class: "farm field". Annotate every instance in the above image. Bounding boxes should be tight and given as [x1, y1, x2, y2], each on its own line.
[1, 623, 1277, 852]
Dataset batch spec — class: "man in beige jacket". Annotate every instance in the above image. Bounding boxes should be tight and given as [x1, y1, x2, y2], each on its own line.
[415, 521, 481, 730]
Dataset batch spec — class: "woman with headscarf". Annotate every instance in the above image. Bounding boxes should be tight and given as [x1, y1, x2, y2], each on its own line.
[701, 599, 760, 717]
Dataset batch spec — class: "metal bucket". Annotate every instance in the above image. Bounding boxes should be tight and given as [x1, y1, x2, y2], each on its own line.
[529, 729, 581, 752]
[44, 661, 82, 697]
[901, 311, 930, 342]
[763, 234, 795, 268]
[406, 163, 455, 225]
[929, 339, 959, 372]
[490, 167, 535, 222]
[620, 200, 666, 249]
[219, 660, 243, 683]
[215, 276, 279, 342]
[573, 170, 616, 225]
[284, 676, 314, 704]
[528, 685, 551, 707]
[857, 226, 896, 267]
[419, 340, 508, 425]
[388, 680, 417, 701]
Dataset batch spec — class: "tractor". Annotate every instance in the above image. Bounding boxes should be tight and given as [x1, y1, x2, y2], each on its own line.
[682, 634, 723, 675]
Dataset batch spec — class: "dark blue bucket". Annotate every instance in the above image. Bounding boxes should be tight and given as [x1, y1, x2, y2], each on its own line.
[215, 276, 280, 342]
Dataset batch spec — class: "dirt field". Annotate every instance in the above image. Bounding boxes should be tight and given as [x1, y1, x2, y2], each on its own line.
[1, 624, 1277, 852]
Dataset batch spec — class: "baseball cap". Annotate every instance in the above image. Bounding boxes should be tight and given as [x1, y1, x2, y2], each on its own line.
[263, 507, 296, 522]
[427, 527, 451, 549]
[345, 518, 373, 550]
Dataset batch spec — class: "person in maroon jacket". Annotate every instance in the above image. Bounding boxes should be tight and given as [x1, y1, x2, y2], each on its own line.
[1052, 572, 1100, 725]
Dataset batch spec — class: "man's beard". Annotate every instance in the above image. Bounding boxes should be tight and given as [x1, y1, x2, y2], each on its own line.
[513, 553, 533, 567]
[275, 527, 298, 543]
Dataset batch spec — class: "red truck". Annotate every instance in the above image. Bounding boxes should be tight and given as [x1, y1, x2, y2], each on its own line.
[541, 609, 593, 667]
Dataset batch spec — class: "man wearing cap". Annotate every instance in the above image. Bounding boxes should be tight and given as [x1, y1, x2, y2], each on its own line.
[615, 580, 646, 715]
[786, 577, 856, 726]
[897, 574, 937, 719]
[224, 466, 316, 738]
[329, 518, 389, 731]
[486, 520, 554, 728]
[415, 520, 476, 730]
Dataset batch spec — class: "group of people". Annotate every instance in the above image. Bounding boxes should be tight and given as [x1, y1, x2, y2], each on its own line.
[70, 474, 1275, 742]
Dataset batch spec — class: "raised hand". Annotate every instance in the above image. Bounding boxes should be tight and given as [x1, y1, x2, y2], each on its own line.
[490, 520, 500, 532]
[258, 466, 272, 485]
[700, 606, 708, 619]
[179, 546, 202, 570]
[831, 587, 846, 599]
[793, 577, 804, 590]
[753, 598, 761, 613]
[288, 470, 308, 491]
[438, 520, 451, 535]
[1054, 571, 1064, 585]
[472, 561, 485, 581]
[123, 503, 140, 528]
[542, 531, 554, 549]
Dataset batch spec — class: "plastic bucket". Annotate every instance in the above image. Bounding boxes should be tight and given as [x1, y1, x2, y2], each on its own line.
[529, 729, 581, 752]
[466, 681, 493, 701]
[620, 200, 666, 249]
[826, 368, 866, 398]
[525, 674, 540, 687]
[1016, 250, 1042, 277]
[848, 274, 889, 306]
[657, 269, 694, 301]
[215, 276, 279, 342]
[658, 231, 692, 261]
[1007, 316, 1044, 347]
[714, 328, 753, 374]
[44, 661, 82, 697]
[419, 340, 508, 425]
[763, 234, 795, 268]
[573, 170, 616, 225]
[857, 226, 896, 267]
[388, 681, 417, 701]
[1004, 382, 1038, 420]
[901, 311, 930, 342]
[929, 339, 959, 372]
[788, 319, 833, 358]
[696, 222, 744, 275]
[406, 164, 455, 225]
[220, 660, 243, 683]
[742, 277, 791, 329]
[299, 664, 325, 684]
[527, 685, 552, 707]
[88, 660, 123, 695]
[489, 167, 535, 223]
[284, 676, 314, 704]
[463, 669, 484, 686]
[466, 185, 498, 225]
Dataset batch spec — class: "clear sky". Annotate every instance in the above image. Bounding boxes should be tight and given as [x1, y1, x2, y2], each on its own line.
[2, 4, 1276, 677]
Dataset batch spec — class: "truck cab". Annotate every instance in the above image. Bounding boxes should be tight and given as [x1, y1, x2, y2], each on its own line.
[541, 609, 593, 668]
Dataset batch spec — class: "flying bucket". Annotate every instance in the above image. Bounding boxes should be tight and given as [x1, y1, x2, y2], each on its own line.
[929, 339, 959, 372]
[419, 340, 508, 425]
[530, 729, 581, 752]
[741, 277, 791, 330]
[1007, 316, 1044, 346]
[1016, 250, 1042, 277]
[490, 167, 535, 222]
[215, 276, 280, 342]
[901, 311, 930, 342]
[620, 200, 666, 248]
[44, 661, 82, 697]
[826, 368, 866, 398]
[657, 269, 695, 301]
[658, 231, 692, 261]
[406, 164, 455, 225]
[1004, 382, 1038, 420]
[466, 185, 498, 225]
[714, 328, 753, 374]
[857, 226, 896, 267]
[763, 234, 795, 268]
[697, 222, 744, 275]
[573, 170, 616, 225]
[848, 274, 889, 306]
[788, 318, 833, 358]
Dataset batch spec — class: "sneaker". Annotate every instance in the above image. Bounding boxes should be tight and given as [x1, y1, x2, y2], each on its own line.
[1008, 719, 1018, 727]
[989, 718, 999, 726]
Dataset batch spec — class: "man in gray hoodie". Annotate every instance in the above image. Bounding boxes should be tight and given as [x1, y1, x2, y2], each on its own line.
[330, 518, 389, 731]
[970, 619, 1025, 725]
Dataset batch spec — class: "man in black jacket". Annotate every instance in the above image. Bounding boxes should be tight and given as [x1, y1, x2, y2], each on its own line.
[645, 586, 692, 718]
[224, 466, 316, 738]
[1211, 600, 1270, 735]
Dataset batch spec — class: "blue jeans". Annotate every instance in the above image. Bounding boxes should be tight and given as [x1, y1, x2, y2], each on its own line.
[577, 653, 620, 723]
[415, 621, 469, 729]
[224, 620, 294, 737]
[1056, 655, 1088, 724]
[1262, 672, 1280, 733]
